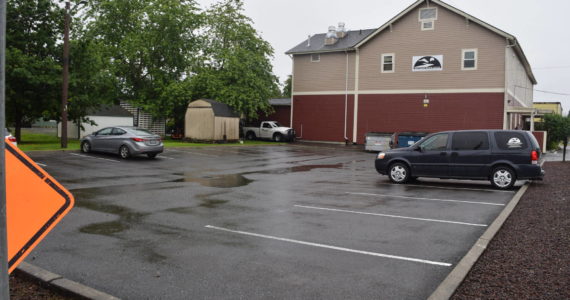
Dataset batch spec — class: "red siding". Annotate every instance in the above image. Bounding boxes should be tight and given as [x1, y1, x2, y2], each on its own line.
[532, 131, 546, 152]
[260, 106, 291, 127]
[356, 93, 504, 144]
[293, 95, 354, 142]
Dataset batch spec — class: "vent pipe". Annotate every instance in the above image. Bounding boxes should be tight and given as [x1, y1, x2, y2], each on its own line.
[324, 26, 338, 45]
[336, 22, 347, 38]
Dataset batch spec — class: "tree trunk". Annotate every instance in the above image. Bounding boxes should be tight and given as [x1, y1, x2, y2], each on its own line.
[14, 117, 22, 143]
[562, 138, 568, 161]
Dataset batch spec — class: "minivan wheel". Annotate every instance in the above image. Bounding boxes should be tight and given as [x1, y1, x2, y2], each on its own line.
[490, 166, 516, 189]
[81, 141, 91, 153]
[389, 162, 410, 184]
[119, 145, 131, 159]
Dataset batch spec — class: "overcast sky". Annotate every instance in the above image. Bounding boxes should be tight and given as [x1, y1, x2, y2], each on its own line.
[197, 0, 570, 113]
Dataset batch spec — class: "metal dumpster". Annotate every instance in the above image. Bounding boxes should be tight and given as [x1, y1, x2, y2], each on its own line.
[365, 132, 392, 152]
[396, 132, 427, 148]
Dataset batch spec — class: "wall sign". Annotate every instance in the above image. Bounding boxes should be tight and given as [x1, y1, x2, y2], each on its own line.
[412, 55, 443, 71]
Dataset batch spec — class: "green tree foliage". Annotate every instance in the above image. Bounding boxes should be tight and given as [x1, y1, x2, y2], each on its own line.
[192, 0, 280, 120]
[5, 0, 63, 142]
[282, 75, 292, 98]
[543, 113, 570, 161]
[86, 0, 202, 120]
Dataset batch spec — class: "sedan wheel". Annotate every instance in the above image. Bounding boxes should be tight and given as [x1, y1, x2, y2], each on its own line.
[491, 166, 516, 189]
[81, 141, 91, 153]
[389, 163, 410, 184]
[119, 145, 131, 159]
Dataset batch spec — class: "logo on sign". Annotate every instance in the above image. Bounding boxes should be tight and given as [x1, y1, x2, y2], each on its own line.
[412, 55, 443, 71]
[507, 137, 523, 148]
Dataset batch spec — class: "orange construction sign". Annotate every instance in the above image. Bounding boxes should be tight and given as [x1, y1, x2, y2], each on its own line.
[5, 142, 74, 273]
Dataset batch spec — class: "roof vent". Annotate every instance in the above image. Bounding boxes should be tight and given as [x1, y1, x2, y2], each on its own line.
[336, 22, 347, 38]
[325, 26, 338, 45]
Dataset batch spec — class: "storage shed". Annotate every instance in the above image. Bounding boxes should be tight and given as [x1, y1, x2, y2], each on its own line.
[185, 99, 240, 141]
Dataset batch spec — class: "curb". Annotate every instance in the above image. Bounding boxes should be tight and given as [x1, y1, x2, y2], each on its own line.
[15, 262, 120, 300]
[428, 181, 531, 300]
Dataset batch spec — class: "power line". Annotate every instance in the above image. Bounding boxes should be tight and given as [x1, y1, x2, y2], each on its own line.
[515, 85, 570, 96]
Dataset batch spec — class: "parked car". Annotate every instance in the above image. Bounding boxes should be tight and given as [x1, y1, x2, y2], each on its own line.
[243, 121, 295, 142]
[5, 128, 17, 147]
[375, 130, 544, 189]
[80, 126, 163, 159]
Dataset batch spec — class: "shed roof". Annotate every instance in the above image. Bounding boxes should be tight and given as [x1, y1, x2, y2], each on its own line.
[189, 99, 239, 118]
[285, 29, 375, 55]
[89, 105, 133, 117]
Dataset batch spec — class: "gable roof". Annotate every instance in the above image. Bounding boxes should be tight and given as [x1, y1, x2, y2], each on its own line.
[191, 99, 239, 118]
[285, 29, 375, 55]
[286, 0, 536, 85]
[88, 105, 133, 117]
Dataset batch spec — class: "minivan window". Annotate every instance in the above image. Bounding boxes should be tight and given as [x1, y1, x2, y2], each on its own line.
[420, 133, 448, 151]
[452, 132, 489, 150]
[494, 132, 527, 150]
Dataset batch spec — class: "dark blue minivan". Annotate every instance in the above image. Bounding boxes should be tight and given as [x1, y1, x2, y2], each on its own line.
[375, 130, 544, 189]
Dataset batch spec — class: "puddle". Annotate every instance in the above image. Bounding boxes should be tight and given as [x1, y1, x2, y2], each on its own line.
[243, 163, 344, 175]
[171, 173, 253, 188]
[76, 199, 148, 236]
[199, 199, 229, 208]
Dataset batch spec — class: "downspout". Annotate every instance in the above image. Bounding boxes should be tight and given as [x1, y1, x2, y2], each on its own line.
[289, 54, 295, 133]
[504, 38, 517, 129]
[344, 51, 349, 143]
[352, 48, 360, 144]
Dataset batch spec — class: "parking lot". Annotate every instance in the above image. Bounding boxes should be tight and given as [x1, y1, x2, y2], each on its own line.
[26, 144, 518, 299]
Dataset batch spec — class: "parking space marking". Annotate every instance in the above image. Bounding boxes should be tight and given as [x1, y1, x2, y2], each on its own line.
[69, 153, 121, 163]
[294, 205, 488, 227]
[167, 149, 218, 157]
[35, 162, 47, 167]
[390, 183, 515, 193]
[158, 155, 175, 160]
[347, 192, 505, 206]
[205, 225, 452, 267]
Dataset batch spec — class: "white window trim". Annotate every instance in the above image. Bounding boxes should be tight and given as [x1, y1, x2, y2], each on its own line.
[381, 53, 395, 73]
[421, 20, 435, 31]
[310, 54, 320, 62]
[461, 48, 478, 70]
[418, 7, 438, 21]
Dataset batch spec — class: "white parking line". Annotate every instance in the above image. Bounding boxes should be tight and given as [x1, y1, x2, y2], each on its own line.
[380, 182, 515, 193]
[294, 205, 487, 227]
[167, 149, 218, 157]
[36, 162, 47, 167]
[347, 192, 505, 206]
[69, 153, 121, 163]
[159, 155, 175, 160]
[205, 225, 452, 267]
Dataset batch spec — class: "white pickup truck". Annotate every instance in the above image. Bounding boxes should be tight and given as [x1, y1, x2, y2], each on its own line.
[243, 121, 296, 142]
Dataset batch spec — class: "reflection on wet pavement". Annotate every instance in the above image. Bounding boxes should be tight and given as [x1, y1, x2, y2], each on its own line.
[76, 199, 148, 236]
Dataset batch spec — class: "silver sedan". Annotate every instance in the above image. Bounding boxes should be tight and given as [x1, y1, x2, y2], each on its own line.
[80, 126, 163, 159]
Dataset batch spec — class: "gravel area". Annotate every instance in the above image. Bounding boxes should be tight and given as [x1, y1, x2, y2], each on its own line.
[9, 271, 76, 300]
[453, 162, 570, 299]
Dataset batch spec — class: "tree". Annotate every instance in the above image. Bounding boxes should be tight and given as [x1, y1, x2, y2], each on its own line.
[5, 0, 63, 142]
[543, 113, 570, 162]
[192, 0, 280, 120]
[282, 75, 292, 98]
[86, 0, 202, 121]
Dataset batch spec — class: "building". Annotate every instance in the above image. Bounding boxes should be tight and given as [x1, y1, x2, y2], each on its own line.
[286, 0, 536, 144]
[533, 102, 563, 116]
[185, 99, 240, 141]
[120, 102, 166, 136]
[259, 98, 292, 127]
[58, 105, 134, 139]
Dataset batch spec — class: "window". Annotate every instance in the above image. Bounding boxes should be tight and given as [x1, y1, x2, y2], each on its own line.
[262, 123, 272, 128]
[311, 54, 320, 62]
[419, 7, 437, 20]
[420, 133, 448, 151]
[452, 132, 489, 151]
[112, 128, 127, 135]
[421, 21, 434, 31]
[462, 49, 478, 70]
[97, 128, 113, 136]
[381, 53, 395, 73]
[494, 132, 528, 150]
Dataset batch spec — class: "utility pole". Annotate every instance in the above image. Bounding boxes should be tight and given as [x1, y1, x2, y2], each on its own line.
[60, 1, 71, 148]
[0, 0, 10, 297]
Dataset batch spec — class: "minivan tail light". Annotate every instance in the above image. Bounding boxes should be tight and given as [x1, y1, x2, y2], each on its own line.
[132, 137, 145, 142]
[531, 150, 539, 164]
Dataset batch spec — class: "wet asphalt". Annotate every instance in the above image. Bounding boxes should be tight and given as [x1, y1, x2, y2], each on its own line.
[26, 144, 518, 299]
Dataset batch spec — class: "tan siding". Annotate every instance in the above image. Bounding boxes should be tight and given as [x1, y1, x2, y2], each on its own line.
[505, 47, 533, 107]
[358, 3, 506, 90]
[213, 117, 239, 140]
[293, 52, 356, 92]
[185, 100, 214, 139]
